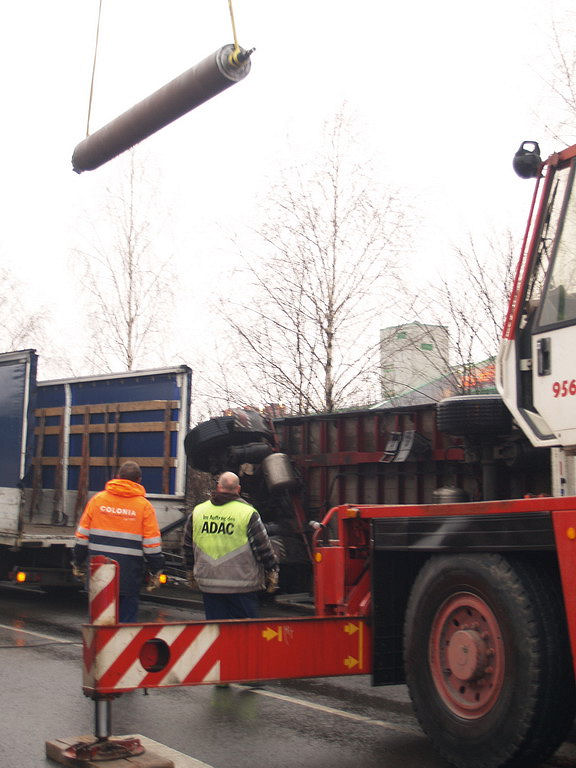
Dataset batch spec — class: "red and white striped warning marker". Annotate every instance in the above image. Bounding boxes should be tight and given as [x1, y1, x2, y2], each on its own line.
[84, 623, 222, 693]
[89, 556, 119, 625]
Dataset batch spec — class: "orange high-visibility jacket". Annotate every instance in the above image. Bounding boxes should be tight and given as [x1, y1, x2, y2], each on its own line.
[74, 478, 164, 595]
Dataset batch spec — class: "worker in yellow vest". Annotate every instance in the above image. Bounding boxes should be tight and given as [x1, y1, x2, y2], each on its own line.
[183, 471, 279, 620]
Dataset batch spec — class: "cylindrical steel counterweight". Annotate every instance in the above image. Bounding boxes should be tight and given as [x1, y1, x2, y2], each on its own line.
[72, 44, 252, 173]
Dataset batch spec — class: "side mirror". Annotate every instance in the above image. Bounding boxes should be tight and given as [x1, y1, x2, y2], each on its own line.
[513, 141, 541, 179]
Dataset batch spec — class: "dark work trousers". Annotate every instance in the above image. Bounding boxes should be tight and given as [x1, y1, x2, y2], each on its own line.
[119, 594, 140, 623]
[202, 592, 260, 620]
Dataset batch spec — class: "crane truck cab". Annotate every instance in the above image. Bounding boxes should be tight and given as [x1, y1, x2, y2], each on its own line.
[497, 141, 576, 452]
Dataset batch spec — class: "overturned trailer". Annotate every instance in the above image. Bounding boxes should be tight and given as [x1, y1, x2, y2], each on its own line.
[185, 394, 548, 594]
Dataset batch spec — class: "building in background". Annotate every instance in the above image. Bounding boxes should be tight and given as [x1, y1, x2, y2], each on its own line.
[373, 358, 497, 410]
[377, 322, 497, 409]
[380, 323, 450, 399]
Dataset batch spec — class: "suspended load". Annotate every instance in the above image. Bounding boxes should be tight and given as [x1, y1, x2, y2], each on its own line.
[72, 44, 252, 173]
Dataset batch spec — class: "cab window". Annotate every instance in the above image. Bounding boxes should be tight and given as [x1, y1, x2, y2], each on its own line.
[539, 164, 576, 327]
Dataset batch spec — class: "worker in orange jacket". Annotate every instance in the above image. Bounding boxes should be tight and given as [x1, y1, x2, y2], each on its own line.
[72, 461, 165, 622]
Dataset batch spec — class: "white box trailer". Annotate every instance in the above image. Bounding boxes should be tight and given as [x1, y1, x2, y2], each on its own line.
[0, 349, 191, 588]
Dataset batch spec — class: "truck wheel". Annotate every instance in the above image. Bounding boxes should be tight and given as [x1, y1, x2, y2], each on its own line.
[184, 412, 274, 471]
[404, 553, 575, 768]
[436, 395, 512, 436]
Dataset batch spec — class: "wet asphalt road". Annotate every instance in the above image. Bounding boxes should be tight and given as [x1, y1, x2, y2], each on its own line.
[0, 585, 575, 768]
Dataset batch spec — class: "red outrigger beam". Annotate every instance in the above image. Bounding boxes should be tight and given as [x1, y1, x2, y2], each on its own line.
[59, 555, 370, 763]
[83, 614, 371, 696]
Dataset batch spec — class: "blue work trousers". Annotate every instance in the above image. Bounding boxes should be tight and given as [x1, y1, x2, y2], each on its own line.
[119, 594, 140, 623]
[202, 592, 259, 620]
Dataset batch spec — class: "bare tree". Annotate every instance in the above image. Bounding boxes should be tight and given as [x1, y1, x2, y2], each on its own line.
[439, 231, 516, 370]
[389, 229, 517, 401]
[76, 152, 174, 372]
[216, 109, 408, 414]
[376, 14, 576, 407]
[0, 265, 45, 352]
[541, 17, 576, 146]
[187, 343, 240, 423]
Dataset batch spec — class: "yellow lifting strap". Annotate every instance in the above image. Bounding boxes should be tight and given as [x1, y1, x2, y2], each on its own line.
[227, 0, 242, 66]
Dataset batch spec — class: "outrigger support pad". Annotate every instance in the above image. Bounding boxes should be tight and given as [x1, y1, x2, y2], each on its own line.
[62, 695, 146, 761]
[63, 736, 145, 762]
[72, 43, 253, 173]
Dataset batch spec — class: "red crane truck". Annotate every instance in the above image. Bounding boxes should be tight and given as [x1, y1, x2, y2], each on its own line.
[80, 140, 576, 768]
[305, 140, 576, 768]
[309, 139, 576, 767]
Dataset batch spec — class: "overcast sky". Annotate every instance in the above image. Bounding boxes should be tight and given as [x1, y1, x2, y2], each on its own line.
[1, 0, 574, 378]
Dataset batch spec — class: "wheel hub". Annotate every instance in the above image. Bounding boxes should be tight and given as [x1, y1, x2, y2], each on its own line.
[447, 629, 487, 681]
[429, 592, 504, 719]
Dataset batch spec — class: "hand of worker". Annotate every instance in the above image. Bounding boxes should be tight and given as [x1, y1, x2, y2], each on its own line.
[71, 563, 86, 582]
[146, 572, 163, 592]
[265, 570, 279, 594]
[186, 570, 199, 591]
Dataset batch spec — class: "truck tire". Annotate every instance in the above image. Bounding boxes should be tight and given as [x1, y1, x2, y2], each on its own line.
[184, 412, 274, 471]
[436, 395, 512, 436]
[404, 553, 575, 768]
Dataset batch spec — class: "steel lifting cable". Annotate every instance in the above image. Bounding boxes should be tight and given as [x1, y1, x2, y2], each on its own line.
[85, 0, 104, 138]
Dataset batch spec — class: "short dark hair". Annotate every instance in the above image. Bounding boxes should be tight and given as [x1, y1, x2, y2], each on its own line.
[117, 461, 142, 483]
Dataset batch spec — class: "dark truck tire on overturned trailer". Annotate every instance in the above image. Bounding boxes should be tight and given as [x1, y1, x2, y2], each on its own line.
[403, 552, 575, 768]
[436, 395, 512, 436]
[184, 412, 274, 472]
